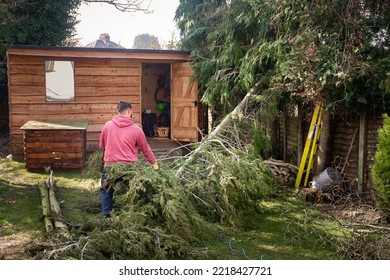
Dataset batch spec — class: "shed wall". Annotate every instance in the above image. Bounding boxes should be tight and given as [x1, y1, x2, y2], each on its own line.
[8, 54, 142, 161]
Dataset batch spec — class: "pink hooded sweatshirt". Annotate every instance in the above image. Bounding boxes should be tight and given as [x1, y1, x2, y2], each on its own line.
[99, 115, 156, 166]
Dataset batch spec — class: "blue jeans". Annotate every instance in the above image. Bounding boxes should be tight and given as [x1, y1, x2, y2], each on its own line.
[100, 168, 114, 218]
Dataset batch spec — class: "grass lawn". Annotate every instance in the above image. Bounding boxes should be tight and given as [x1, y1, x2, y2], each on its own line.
[0, 159, 343, 260]
[203, 197, 341, 260]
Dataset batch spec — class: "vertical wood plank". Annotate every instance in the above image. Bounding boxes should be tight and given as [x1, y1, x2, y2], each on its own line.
[358, 113, 367, 193]
[283, 108, 287, 161]
[297, 103, 304, 166]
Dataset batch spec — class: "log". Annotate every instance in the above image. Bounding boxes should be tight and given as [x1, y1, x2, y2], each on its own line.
[45, 169, 70, 238]
[38, 183, 54, 233]
[263, 159, 299, 172]
[48, 187, 70, 237]
[263, 158, 299, 185]
[48, 187, 61, 214]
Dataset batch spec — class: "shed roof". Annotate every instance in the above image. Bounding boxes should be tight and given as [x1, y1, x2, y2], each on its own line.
[7, 45, 192, 63]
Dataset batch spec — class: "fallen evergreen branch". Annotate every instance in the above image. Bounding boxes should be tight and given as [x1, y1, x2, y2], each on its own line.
[46, 133, 279, 259]
[45, 81, 283, 259]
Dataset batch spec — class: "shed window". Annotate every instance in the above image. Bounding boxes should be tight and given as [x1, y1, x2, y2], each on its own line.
[45, 61, 75, 102]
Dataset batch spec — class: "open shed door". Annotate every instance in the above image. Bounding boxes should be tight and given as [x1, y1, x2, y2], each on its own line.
[171, 62, 198, 142]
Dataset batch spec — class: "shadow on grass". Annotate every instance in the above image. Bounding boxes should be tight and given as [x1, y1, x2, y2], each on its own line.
[0, 177, 44, 237]
[203, 196, 342, 260]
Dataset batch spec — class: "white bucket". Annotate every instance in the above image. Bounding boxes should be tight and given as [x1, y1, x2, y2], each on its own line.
[313, 167, 342, 192]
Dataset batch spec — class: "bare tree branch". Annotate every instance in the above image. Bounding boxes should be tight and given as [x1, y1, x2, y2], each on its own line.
[0, 0, 34, 26]
[0, 0, 31, 8]
[83, 0, 152, 13]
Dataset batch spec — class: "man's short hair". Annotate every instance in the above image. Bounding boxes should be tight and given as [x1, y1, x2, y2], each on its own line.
[117, 101, 132, 113]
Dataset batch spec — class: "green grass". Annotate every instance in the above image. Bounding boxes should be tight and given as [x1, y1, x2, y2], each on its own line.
[0, 160, 101, 259]
[0, 178, 44, 236]
[0, 160, 45, 235]
[0, 160, 47, 258]
[0, 159, 343, 260]
[203, 196, 341, 260]
[48, 170, 101, 225]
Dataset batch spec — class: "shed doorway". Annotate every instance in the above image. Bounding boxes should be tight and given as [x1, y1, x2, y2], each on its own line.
[141, 63, 171, 139]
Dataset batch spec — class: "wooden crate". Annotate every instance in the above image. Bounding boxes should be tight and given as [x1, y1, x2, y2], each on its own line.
[155, 127, 169, 138]
[20, 121, 88, 171]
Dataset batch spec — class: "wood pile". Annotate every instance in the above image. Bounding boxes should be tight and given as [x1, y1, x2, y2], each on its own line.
[263, 158, 299, 185]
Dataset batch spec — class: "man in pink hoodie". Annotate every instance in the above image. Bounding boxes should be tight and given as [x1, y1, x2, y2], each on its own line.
[99, 100, 159, 218]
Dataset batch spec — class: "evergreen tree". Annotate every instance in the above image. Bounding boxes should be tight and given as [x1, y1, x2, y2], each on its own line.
[133, 33, 161, 50]
[175, 0, 390, 181]
[372, 114, 390, 222]
[0, 0, 81, 53]
[176, 0, 390, 113]
[0, 0, 82, 132]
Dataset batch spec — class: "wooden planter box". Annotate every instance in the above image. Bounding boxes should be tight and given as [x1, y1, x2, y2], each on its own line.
[20, 120, 89, 171]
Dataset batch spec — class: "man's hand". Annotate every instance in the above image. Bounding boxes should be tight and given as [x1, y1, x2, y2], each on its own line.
[152, 162, 159, 171]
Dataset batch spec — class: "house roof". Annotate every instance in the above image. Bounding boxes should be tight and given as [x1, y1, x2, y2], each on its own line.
[84, 33, 125, 49]
[83, 39, 125, 49]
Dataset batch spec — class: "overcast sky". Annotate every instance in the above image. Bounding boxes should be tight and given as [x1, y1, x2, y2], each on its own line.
[75, 0, 180, 48]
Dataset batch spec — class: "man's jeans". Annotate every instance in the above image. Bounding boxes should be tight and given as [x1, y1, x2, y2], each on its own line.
[100, 168, 114, 218]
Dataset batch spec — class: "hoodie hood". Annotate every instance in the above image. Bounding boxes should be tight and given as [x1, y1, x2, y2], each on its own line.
[112, 115, 134, 128]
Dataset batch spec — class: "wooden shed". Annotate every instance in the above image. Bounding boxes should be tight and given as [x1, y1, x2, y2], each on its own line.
[7, 45, 205, 165]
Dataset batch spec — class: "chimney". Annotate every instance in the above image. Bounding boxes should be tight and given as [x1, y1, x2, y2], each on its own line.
[99, 33, 110, 44]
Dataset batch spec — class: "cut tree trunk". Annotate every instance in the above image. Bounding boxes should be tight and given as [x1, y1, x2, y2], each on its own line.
[45, 169, 70, 238]
[39, 183, 54, 233]
[176, 82, 263, 176]
[297, 102, 304, 167]
[48, 187, 69, 236]
[39, 168, 70, 237]
[313, 109, 334, 176]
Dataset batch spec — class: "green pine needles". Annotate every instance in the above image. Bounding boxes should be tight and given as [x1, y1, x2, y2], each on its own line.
[372, 114, 390, 222]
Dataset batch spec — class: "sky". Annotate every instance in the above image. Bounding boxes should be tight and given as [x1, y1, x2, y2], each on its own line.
[75, 0, 181, 48]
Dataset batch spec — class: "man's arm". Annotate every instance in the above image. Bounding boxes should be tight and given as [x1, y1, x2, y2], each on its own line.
[136, 129, 158, 169]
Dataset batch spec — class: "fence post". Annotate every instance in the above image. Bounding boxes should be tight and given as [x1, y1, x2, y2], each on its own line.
[358, 113, 367, 193]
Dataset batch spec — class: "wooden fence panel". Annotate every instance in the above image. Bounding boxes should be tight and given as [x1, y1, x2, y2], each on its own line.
[277, 109, 384, 192]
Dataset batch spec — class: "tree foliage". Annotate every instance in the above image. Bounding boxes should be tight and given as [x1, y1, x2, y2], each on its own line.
[47, 117, 279, 259]
[0, 0, 81, 55]
[133, 33, 161, 50]
[372, 114, 390, 221]
[0, 0, 151, 53]
[176, 0, 390, 115]
[0, 0, 82, 131]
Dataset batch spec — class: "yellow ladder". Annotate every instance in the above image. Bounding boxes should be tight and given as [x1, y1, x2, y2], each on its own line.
[295, 104, 323, 189]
